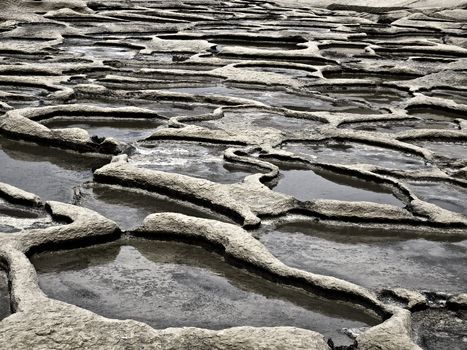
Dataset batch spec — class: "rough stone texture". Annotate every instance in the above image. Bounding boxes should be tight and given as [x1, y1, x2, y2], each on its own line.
[0, 104, 167, 155]
[0, 0, 466, 349]
[380, 288, 428, 311]
[0, 245, 330, 350]
[0, 182, 41, 206]
[94, 160, 296, 227]
[132, 213, 424, 349]
[447, 293, 467, 310]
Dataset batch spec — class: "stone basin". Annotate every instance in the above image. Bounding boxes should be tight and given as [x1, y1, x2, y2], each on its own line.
[259, 222, 467, 293]
[0, 199, 58, 233]
[129, 141, 260, 184]
[0, 271, 9, 321]
[59, 38, 139, 60]
[413, 141, 467, 160]
[31, 239, 380, 346]
[340, 118, 459, 132]
[0, 138, 108, 203]
[79, 184, 230, 231]
[406, 181, 467, 216]
[272, 169, 403, 206]
[192, 108, 323, 134]
[282, 141, 429, 171]
[41, 118, 164, 143]
[166, 85, 377, 113]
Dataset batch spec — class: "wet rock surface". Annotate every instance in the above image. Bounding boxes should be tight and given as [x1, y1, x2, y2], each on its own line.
[31, 239, 377, 346]
[0, 196, 59, 233]
[272, 169, 403, 206]
[78, 183, 230, 230]
[412, 307, 467, 350]
[259, 221, 467, 293]
[0, 137, 107, 202]
[0, 272, 9, 320]
[0, 0, 466, 349]
[130, 141, 258, 183]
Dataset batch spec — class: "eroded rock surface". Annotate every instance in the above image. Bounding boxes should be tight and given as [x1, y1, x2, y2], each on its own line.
[0, 0, 466, 349]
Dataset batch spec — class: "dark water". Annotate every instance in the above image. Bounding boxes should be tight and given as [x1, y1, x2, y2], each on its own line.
[79, 184, 230, 230]
[42, 119, 164, 143]
[32, 239, 380, 345]
[0, 138, 108, 203]
[259, 222, 467, 293]
[273, 169, 403, 206]
[406, 181, 467, 215]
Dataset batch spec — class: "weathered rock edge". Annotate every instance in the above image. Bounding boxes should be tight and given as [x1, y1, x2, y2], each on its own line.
[0, 188, 329, 350]
[0, 244, 331, 350]
[0, 182, 41, 207]
[0, 104, 165, 155]
[132, 212, 421, 350]
[94, 158, 467, 237]
[0, 183, 418, 349]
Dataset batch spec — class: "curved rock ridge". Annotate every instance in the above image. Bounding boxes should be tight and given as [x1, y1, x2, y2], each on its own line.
[130, 212, 424, 350]
[0, 244, 331, 350]
[0, 0, 466, 349]
[0, 104, 168, 155]
[0, 185, 403, 350]
[94, 154, 467, 235]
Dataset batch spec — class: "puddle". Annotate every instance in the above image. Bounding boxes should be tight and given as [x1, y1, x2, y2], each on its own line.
[323, 71, 419, 81]
[59, 39, 138, 60]
[319, 46, 367, 59]
[79, 184, 230, 231]
[375, 49, 462, 60]
[70, 97, 217, 119]
[406, 181, 467, 215]
[0, 84, 50, 98]
[414, 141, 467, 160]
[282, 141, 428, 171]
[129, 141, 259, 183]
[192, 108, 323, 134]
[0, 199, 58, 233]
[205, 37, 304, 51]
[214, 42, 302, 51]
[132, 53, 186, 63]
[422, 89, 467, 105]
[31, 239, 379, 345]
[407, 107, 466, 122]
[259, 222, 467, 292]
[237, 65, 315, 78]
[0, 138, 108, 203]
[412, 308, 467, 350]
[340, 118, 459, 132]
[166, 85, 372, 112]
[317, 86, 409, 107]
[0, 271, 9, 320]
[0, 84, 50, 108]
[272, 169, 403, 206]
[41, 119, 164, 143]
